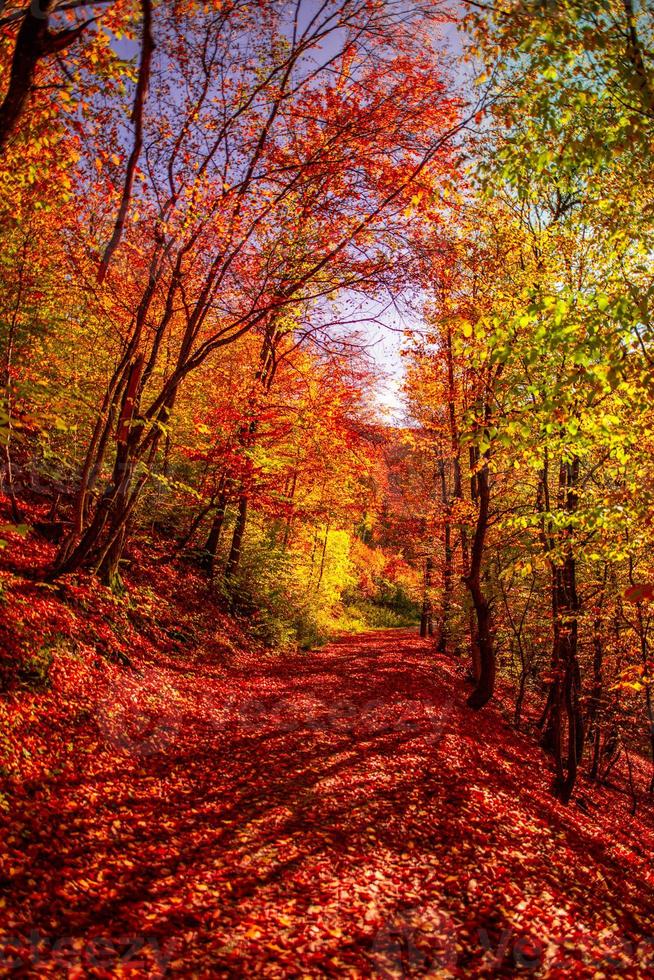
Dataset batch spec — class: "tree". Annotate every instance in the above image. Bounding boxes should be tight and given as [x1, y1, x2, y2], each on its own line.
[0, 1, 135, 153]
[42, 0, 463, 586]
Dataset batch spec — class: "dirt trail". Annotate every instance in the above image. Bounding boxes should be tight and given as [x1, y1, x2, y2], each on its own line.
[2, 629, 654, 977]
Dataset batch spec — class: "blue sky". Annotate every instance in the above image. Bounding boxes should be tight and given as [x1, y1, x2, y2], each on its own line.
[366, 10, 470, 423]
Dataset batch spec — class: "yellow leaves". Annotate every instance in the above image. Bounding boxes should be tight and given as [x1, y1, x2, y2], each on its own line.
[403, 193, 423, 218]
[611, 663, 651, 694]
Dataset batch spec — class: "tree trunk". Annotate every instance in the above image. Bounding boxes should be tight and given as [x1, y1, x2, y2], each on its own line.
[316, 519, 331, 592]
[0, 2, 91, 153]
[550, 456, 583, 804]
[53, 355, 155, 580]
[420, 552, 434, 638]
[98, 0, 155, 283]
[281, 466, 298, 551]
[514, 664, 527, 729]
[622, 0, 654, 116]
[437, 457, 452, 653]
[634, 601, 654, 792]
[202, 493, 228, 578]
[587, 609, 604, 780]
[1, 255, 24, 522]
[464, 451, 495, 710]
[0, 2, 55, 153]
[536, 452, 559, 755]
[225, 492, 248, 580]
[443, 324, 478, 668]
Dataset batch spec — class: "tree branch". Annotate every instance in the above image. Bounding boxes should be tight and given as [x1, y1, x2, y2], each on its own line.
[97, 0, 154, 284]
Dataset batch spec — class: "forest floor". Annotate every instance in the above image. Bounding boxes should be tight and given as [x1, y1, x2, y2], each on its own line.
[2, 618, 654, 977]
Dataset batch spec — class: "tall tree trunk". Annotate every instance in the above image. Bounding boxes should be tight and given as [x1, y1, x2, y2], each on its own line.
[550, 456, 583, 804]
[219, 318, 281, 583]
[315, 519, 331, 592]
[464, 450, 495, 710]
[437, 457, 452, 652]
[587, 610, 604, 781]
[443, 323, 478, 670]
[536, 449, 559, 755]
[634, 600, 654, 792]
[225, 492, 248, 580]
[53, 355, 151, 578]
[202, 487, 229, 579]
[420, 552, 434, 638]
[1, 241, 26, 522]
[281, 467, 298, 551]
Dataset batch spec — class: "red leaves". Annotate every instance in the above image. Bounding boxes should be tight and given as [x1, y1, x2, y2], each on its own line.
[2, 611, 654, 976]
[624, 583, 654, 604]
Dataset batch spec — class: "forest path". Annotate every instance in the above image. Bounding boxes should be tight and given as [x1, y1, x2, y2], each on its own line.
[3, 629, 654, 977]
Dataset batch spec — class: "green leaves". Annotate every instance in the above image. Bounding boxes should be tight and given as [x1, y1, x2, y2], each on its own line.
[0, 523, 30, 538]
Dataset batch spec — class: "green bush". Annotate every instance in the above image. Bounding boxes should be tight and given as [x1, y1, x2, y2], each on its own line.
[218, 521, 357, 649]
[18, 646, 54, 690]
[342, 600, 419, 631]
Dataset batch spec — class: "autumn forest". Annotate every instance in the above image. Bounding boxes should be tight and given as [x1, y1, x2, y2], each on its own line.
[2, 0, 654, 976]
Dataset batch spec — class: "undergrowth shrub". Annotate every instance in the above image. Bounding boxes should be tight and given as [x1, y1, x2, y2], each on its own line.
[17, 645, 54, 690]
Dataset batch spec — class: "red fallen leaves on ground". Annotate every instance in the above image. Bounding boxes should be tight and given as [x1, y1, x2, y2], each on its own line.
[1, 523, 654, 976]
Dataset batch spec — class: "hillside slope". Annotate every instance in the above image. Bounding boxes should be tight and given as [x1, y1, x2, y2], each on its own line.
[2, 620, 654, 977]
